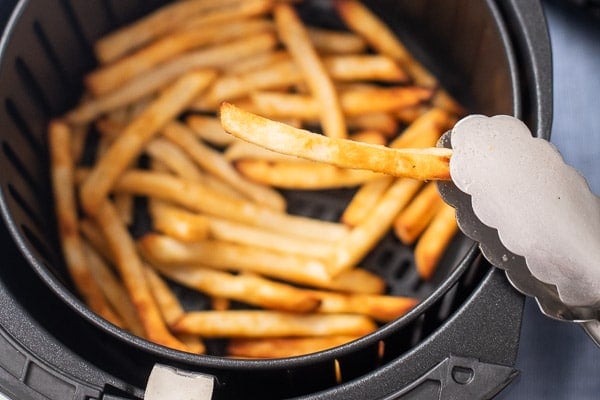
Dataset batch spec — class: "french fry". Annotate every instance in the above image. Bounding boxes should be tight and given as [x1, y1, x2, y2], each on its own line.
[150, 264, 321, 313]
[346, 113, 398, 137]
[334, 0, 464, 114]
[113, 193, 134, 226]
[87, 19, 274, 96]
[48, 120, 123, 327]
[414, 202, 458, 280]
[235, 159, 383, 189]
[227, 336, 360, 358]
[348, 130, 387, 146]
[250, 86, 432, 119]
[322, 54, 407, 83]
[111, 170, 349, 241]
[220, 103, 452, 181]
[79, 69, 216, 216]
[340, 108, 452, 226]
[186, 115, 236, 147]
[310, 268, 385, 295]
[94, 0, 262, 63]
[179, 0, 275, 32]
[145, 138, 206, 182]
[138, 233, 332, 288]
[223, 49, 291, 74]
[330, 179, 424, 276]
[92, 201, 188, 351]
[393, 182, 444, 245]
[67, 33, 276, 124]
[149, 200, 210, 243]
[82, 242, 145, 337]
[224, 139, 303, 163]
[206, 216, 334, 259]
[307, 27, 367, 55]
[162, 121, 286, 211]
[144, 267, 206, 354]
[172, 310, 377, 338]
[274, 3, 347, 138]
[311, 291, 419, 322]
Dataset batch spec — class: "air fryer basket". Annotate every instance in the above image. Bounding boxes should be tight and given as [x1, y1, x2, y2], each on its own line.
[0, 0, 552, 399]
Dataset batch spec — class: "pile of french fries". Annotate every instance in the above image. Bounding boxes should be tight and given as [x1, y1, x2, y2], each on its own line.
[48, 0, 464, 359]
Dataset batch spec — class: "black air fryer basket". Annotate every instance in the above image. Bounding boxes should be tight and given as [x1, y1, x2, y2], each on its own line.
[0, 0, 552, 399]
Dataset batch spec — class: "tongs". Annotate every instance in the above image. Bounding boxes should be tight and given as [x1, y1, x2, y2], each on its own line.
[219, 103, 600, 346]
[438, 115, 600, 345]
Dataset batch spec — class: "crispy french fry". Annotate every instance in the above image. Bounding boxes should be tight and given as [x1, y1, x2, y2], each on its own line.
[334, 0, 464, 114]
[307, 27, 367, 55]
[341, 177, 393, 226]
[111, 170, 349, 241]
[67, 33, 276, 124]
[172, 310, 377, 338]
[48, 120, 123, 327]
[220, 103, 451, 181]
[87, 18, 274, 96]
[162, 121, 286, 211]
[414, 202, 458, 280]
[179, 0, 275, 32]
[206, 215, 334, 259]
[82, 242, 145, 337]
[92, 201, 188, 351]
[311, 268, 385, 295]
[235, 159, 383, 189]
[149, 200, 210, 242]
[138, 233, 332, 288]
[348, 130, 387, 146]
[274, 3, 347, 138]
[322, 54, 407, 83]
[346, 113, 398, 137]
[311, 291, 419, 322]
[151, 264, 321, 313]
[94, 0, 261, 63]
[224, 139, 303, 163]
[250, 86, 432, 119]
[79, 69, 216, 216]
[330, 179, 423, 276]
[341, 108, 452, 226]
[145, 138, 206, 182]
[393, 182, 444, 245]
[227, 336, 359, 358]
[223, 49, 291, 74]
[186, 115, 236, 147]
[144, 266, 206, 353]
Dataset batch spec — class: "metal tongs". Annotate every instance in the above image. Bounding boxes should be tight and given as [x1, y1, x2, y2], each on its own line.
[437, 115, 600, 346]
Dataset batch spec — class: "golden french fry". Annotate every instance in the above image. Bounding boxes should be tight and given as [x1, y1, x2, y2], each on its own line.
[341, 108, 452, 226]
[144, 266, 206, 354]
[82, 242, 145, 337]
[92, 201, 188, 351]
[330, 179, 423, 276]
[334, 0, 436, 87]
[414, 202, 458, 281]
[87, 19, 274, 96]
[48, 120, 123, 327]
[341, 177, 393, 226]
[311, 291, 419, 322]
[186, 115, 236, 147]
[172, 310, 377, 338]
[307, 26, 367, 54]
[334, 0, 464, 114]
[224, 139, 303, 163]
[111, 170, 349, 241]
[274, 3, 347, 138]
[346, 113, 398, 137]
[348, 130, 387, 146]
[79, 69, 216, 216]
[178, 0, 275, 32]
[94, 0, 261, 63]
[227, 336, 360, 358]
[220, 103, 451, 181]
[311, 268, 385, 295]
[151, 264, 321, 313]
[149, 200, 210, 242]
[162, 121, 286, 211]
[138, 233, 332, 288]
[67, 33, 276, 124]
[145, 138, 206, 182]
[223, 49, 291, 74]
[235, 159, 383, 189]
[394, 182, 444, 245]
[206, 215, 334, 259]
[395, 104, 431, 124]
[250, 86, 432, 119]
[322, 54, 407, 83]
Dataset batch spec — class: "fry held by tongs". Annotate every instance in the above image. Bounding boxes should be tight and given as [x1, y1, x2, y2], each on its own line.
[219, 102, 452, 181]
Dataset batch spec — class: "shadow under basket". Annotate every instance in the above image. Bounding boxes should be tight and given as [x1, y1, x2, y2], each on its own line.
[0, 0, 552, 399]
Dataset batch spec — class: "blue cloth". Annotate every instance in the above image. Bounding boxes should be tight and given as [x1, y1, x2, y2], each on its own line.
[498, 1, 600, 399]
